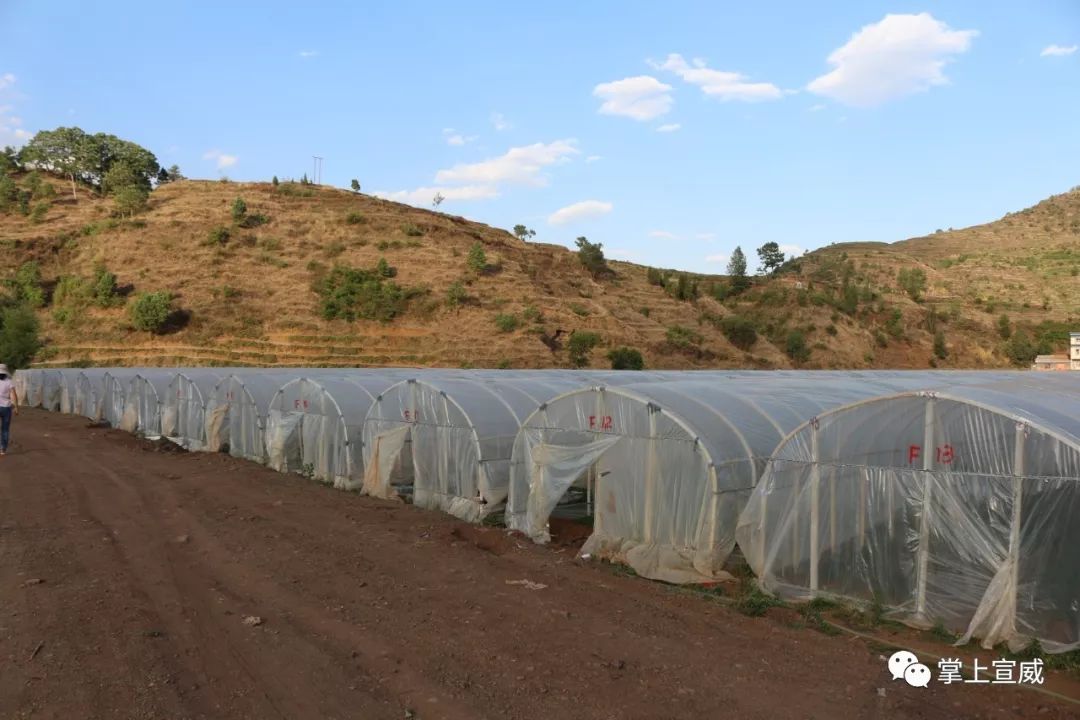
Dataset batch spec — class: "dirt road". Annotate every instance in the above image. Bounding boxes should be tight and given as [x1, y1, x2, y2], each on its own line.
[1, 409, 1076, 720]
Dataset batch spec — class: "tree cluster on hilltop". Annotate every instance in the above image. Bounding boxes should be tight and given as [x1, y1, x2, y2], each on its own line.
[16, 127, 162, 201]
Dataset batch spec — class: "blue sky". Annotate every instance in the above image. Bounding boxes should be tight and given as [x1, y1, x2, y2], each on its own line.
[1, 1, 1077, 271]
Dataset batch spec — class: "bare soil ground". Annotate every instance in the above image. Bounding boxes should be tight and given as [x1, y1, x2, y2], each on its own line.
[1, 409, 1078, 720]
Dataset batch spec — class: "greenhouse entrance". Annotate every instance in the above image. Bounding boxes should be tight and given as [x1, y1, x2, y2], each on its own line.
[517, 433, 624, 542]
[267, 410, 305, 475]
[361, 425, 417, 500]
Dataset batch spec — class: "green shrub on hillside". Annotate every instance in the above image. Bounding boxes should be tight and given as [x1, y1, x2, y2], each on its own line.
[933, 330, 948, 359]
[575, 236, 610, 279]
[785, 330, 810, 363]
[608, 346, 645, 370]
[719, 316, 757, 350]
[231, 197, 247, 221]
[112, 186, 148, 217]
[208, 226, 231, 245]
[467, 242, 487, 274]
[1005, 331, 1035, 366]
[0, 305, 41, 368]
[885, 308, 905, 338]
[129, 291, 173, 333]
[376, 257, 396, 278]
[666, 324, 703, 350]
[316, 262, 406, 323]
[494, 313, 520, 333]
[897, 267, 927, 302]
[567, 330, 601, 367]
[92, 266, 121, 307]
[0, 175, 17, 213]
[446, 280, 467, 308]
[5, 261, 44, 308]
[36, 182, 57, 201]
[997, 313, 1011, 339]
[29, 201, 49, 224]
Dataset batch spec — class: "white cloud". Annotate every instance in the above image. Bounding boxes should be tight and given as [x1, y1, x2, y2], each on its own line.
[0, 120, 30, 146]
[650, 230, 678, 240]
[705, 253, 730, 265]
[203, 149, 238, 169]
[586, 155, 602, 163]
[656, 123, 681, 133]
[373, 184, 499, 206]
[809, 103, 826, 112]
[298, 50, 318, 58]
[0, 74, 31, 147]
[442, 128, 477, 146]
[593, 75, 673, 121]
[653, 54, 782, 102]
[696, 232, 716, 241]
[435, 139, 578, 186]
[378, 139, 578, 207]
[491, 112, 510, 131]
[548, 200, 613, 225]
[807, 13, 977, 107]
[1041, 44, 1078, 57]
[779, 243, 805, 258]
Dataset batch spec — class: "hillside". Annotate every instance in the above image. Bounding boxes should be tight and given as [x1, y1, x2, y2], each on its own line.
[0, 174, 1077, 370]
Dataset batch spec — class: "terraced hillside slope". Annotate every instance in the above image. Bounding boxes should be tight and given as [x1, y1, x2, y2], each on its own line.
[0, 174, 1077, 369]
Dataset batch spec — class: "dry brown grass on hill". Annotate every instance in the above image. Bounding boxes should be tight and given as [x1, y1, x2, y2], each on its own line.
[1, 175, 1077, 370]
[0, 178, 767, 368]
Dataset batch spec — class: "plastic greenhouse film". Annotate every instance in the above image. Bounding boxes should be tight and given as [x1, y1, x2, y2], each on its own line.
[205, 404, 229, 452]
[361, 425, 411, 500]
[524, 435, 622, 542]
[266, 410, 302, 473]
[737, 386, 1080, 654]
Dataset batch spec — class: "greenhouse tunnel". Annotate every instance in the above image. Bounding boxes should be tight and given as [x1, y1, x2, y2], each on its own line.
[358, 373, 654, 523]
[11, 368, 31, 406]
[101, 369, 145, 428]
[505, 372, 1018, 584]
[119, 370, 176, 437]
[59, 369, 82, 414]
[735, 375, 1080, 653]
[37, 369, 64, 411]
[75, 368, 110, 419]
[265, 373, 413, 489]
[19, 368, 46, 408]
[163, 370, 223, 450]
[204, 371, 303, 463]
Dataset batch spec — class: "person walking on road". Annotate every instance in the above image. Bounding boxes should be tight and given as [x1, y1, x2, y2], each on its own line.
[0, 364, 19, 456]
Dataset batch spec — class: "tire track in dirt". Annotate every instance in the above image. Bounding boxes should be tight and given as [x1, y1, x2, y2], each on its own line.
[63, 433, 397, 719]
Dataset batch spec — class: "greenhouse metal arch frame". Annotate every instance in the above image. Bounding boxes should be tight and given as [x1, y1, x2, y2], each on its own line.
[361, 374, 598, 523]
[506, 374, 1006, 585]
[737, 383, 1080, 654]
[509, 383, 809, 583]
